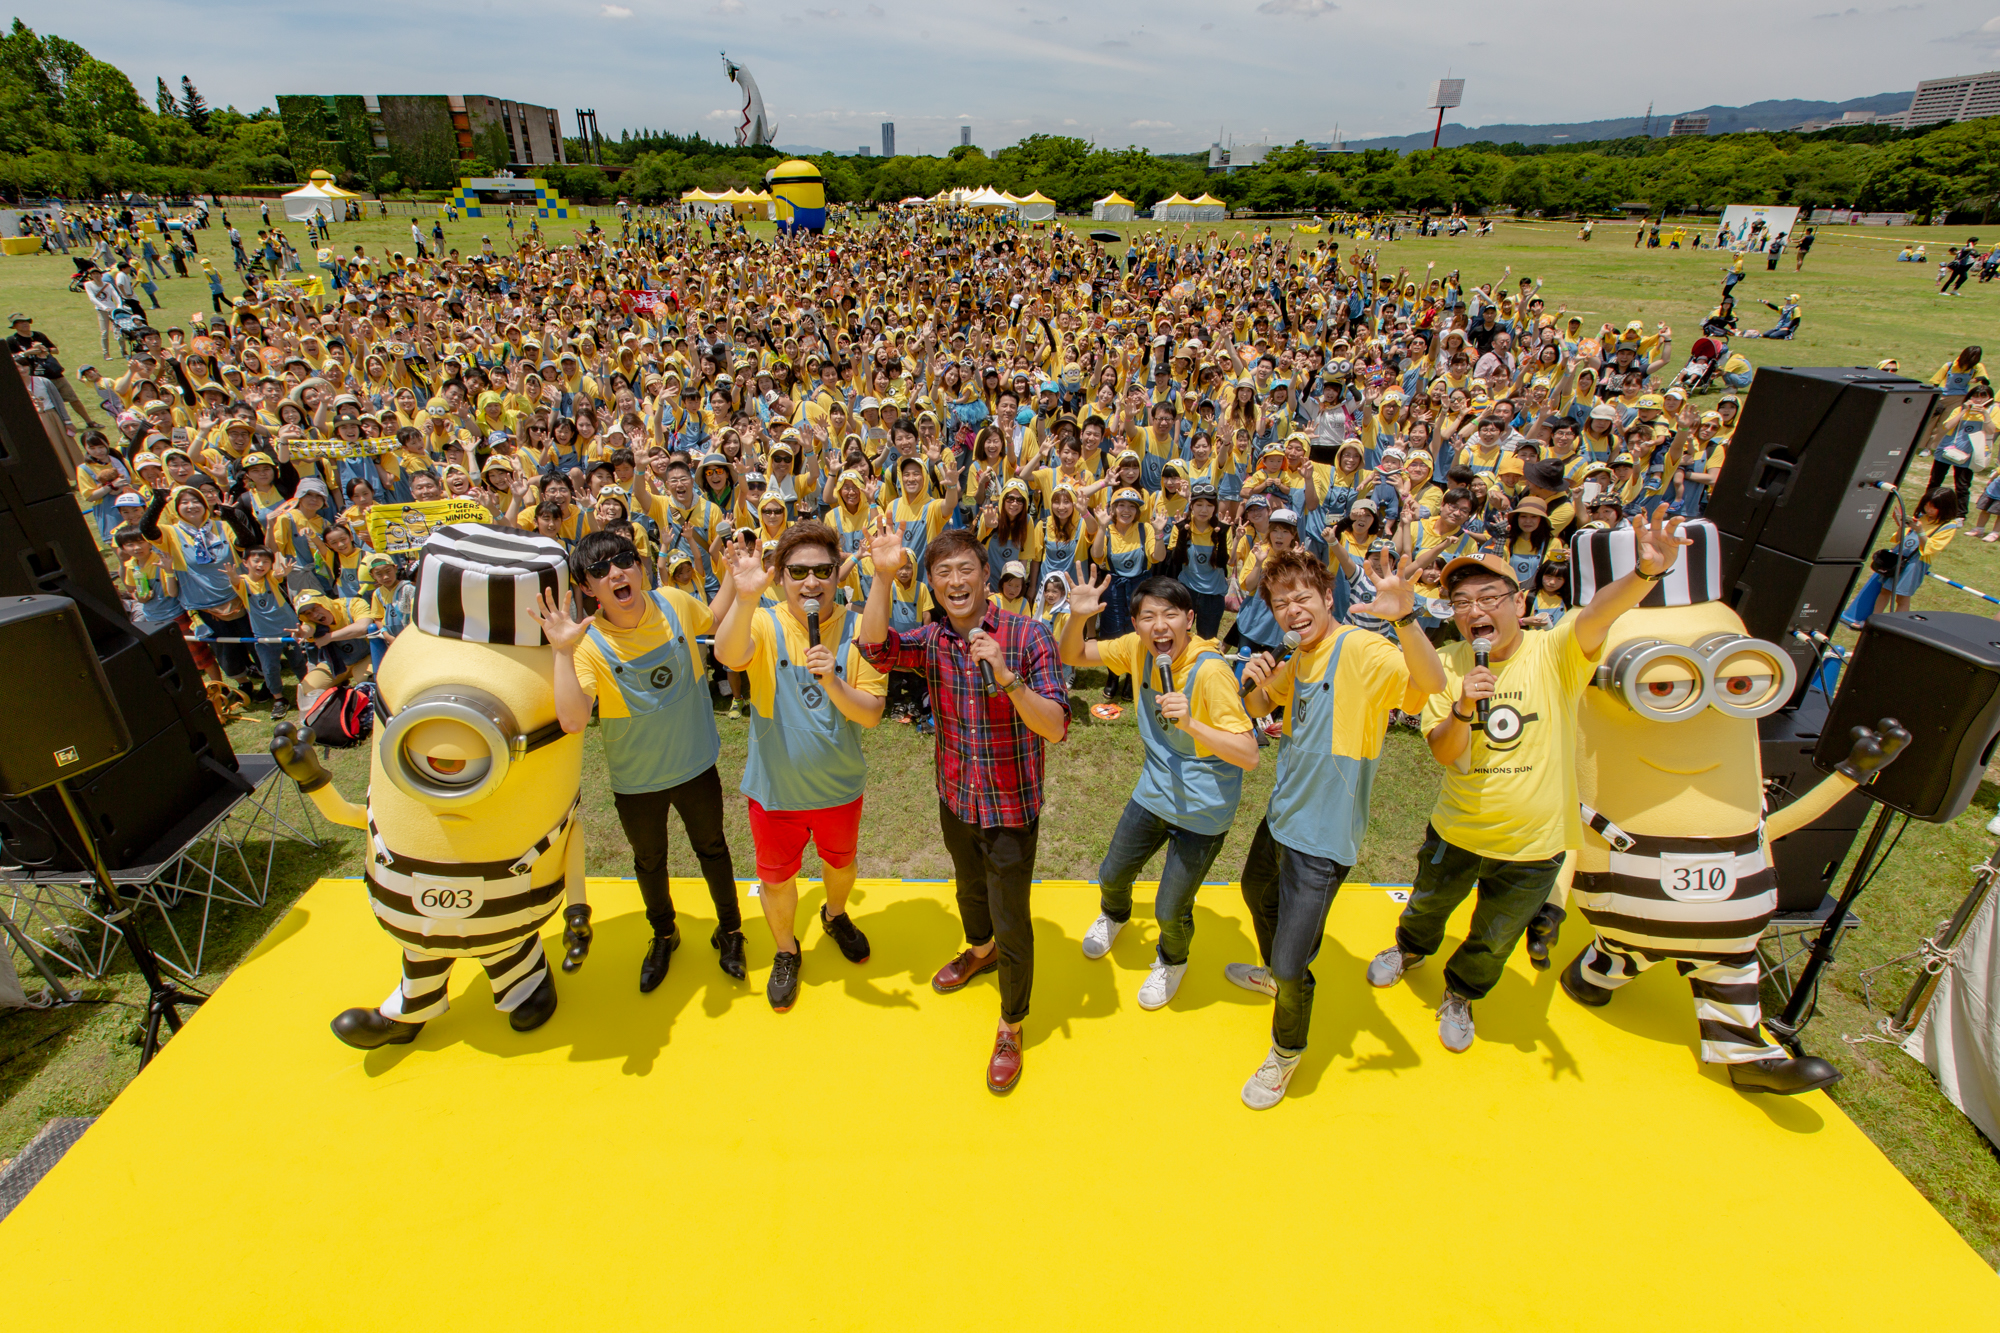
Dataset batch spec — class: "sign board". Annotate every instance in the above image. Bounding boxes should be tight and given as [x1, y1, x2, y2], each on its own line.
[367, 499, 494, 555]
[1718, 205, 1802, 247]
[1429, 79, 1465, 110]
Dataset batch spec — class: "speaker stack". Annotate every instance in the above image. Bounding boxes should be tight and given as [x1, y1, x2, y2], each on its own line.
[0, 365, 243, 873]
[1700, 367, 1942, 912]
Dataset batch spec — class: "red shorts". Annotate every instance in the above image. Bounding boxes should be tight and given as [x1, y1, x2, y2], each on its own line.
[745, 794, 864, 883]
[178, 615, 216, 671]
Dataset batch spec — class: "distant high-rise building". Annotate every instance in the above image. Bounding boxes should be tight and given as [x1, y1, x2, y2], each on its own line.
[1903, 71, 2000, 127]
[1668, 114, 1710, 137]
[881, 122, 895, 157]
[960, 125, 971, 147]
[858, 146, 871, 156]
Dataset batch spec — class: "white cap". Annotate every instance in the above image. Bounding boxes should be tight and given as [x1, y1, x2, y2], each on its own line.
[1270, 508, 1300, 527]
[1001, 559, 1028, 580]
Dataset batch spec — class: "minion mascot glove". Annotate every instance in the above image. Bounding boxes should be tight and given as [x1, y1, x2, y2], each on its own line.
[1555, 520, 1908, 1095]
[270, 525, 592, 1050]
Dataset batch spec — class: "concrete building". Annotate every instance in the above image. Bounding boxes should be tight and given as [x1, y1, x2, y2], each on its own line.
[881, 122, 896, 157]
[462, 95, 567, 167]
[276, 92, 566, 191]
[1667, 114, 1709, 137]
[960, 125, 971, 147]
[1902, 71, 2000, 127]
[1790, 109, 1888, 134]
[1206, 140, 1269, 173]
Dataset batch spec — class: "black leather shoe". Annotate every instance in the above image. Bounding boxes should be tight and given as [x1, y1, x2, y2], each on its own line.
[712, 926, 747, 980]
[768, 948, 801, 1011]
[509, 973, 558, 1032]
[1559, 952, 1613, 1008]
[1524, 903, 1564, 971]
[330, 1007, 423, 1050]
[821, 904, 871, 964]
[639, 927, 681, 993]
[561, 904, 593, 973]
[1729, 1055, 1842, 1095]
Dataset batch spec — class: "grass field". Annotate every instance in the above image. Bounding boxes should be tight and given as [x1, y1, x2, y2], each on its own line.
[2, 211, 1997, 1264]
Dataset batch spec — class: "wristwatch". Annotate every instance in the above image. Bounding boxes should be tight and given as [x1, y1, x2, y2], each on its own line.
[1390, 609, 1421, 628]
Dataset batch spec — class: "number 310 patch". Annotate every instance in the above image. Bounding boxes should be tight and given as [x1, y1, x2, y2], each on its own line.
[1657, 852, 1737, 903]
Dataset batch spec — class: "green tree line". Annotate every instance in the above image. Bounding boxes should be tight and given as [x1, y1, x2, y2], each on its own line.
[3, 21, 1996, 223]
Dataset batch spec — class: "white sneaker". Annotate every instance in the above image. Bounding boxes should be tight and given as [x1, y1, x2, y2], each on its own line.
[1438, 992, 1475, 1052]
[1241, 1045, 1301, 1110]
[1137, 958, 1188, 1010]
[1081, 913, 1125, 960]
[1366, 945, 1427, 988]
[1224, 962, 1278, 998]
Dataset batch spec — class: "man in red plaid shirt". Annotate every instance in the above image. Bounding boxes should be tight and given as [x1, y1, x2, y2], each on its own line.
[859, 517, 1069, 1095]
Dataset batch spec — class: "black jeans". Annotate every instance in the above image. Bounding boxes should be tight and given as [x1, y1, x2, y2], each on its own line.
[1927, 457, 1973, 517]
[1239, 818, 1351, 1052]
[611, 766, 741, 937]
[938, 800, 1039, 1024]
[1396, 824, 1564, 1001]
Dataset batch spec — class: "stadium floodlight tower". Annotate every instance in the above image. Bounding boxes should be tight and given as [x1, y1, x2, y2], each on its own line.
[723, 52, 777, 147]
[1429, 78, 1464, 150]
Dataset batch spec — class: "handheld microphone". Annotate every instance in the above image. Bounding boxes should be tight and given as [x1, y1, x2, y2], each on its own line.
[803, 597, 822, 649]
[1242, 629, 1303, 696]
[1155, 651, 1175, 727]
[1471, 637, 1493, 728]
[969, 627, 999, 696]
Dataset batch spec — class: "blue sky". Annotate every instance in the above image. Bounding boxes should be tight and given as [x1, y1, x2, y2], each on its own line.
[50, 0, 1998, 155]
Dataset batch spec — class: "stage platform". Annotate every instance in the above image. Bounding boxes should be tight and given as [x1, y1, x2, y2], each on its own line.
[0, 877, 1991, 1329]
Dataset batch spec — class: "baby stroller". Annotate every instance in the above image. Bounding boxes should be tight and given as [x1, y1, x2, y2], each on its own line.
[110, 307, 151, 357]
[1675, 337, 1722, 392]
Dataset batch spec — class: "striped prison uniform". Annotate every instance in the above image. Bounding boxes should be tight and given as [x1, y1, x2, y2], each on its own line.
[1570, 805, 1786, 1065]
[363, 800, 578, 1022]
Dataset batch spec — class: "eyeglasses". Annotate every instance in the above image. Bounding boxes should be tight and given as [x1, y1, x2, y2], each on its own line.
[784, 562, 836, 581]
[582, 550, 641, 580]
[1448, 590, 1516, 613]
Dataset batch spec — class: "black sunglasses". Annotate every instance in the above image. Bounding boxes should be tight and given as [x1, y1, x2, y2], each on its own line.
[784, 562, 836, 581]
[582, 550, 641, 580]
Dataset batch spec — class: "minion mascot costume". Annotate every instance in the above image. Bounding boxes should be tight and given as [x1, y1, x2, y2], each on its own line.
[767, 160, 826, 235]
[1556, 520, 1909, 1094]
[269, 526, 592, 1049]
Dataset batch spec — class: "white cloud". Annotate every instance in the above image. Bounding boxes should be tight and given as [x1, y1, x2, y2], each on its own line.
[702, 108, 734, 121]
[600, 3, 632, 13]
[1130, 118, 1173, 128]
[1256, 0, 1335, 13]
[804, 5, 845, 15]
[708, 0, 746, 11]
[1983, 14, 2000, 28]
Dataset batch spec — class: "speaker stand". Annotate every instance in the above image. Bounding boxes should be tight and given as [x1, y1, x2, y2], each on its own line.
[1767, 801, 1899, 1048]
[49, 780, 206, 1068]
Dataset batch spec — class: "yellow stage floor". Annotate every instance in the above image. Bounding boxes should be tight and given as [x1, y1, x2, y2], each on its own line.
[0, 877, 1991, 1329]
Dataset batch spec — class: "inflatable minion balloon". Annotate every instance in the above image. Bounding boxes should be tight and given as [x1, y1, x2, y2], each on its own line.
[768, 159, 826, 234]
[1554, 520, 1908, 1095]
[269, 526, 593, 1051]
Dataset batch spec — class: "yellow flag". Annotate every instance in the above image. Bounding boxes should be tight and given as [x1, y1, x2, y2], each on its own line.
[367, 499, 493, 554]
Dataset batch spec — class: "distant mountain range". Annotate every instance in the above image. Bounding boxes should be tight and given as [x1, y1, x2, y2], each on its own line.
[1343, 92, 1917, 152]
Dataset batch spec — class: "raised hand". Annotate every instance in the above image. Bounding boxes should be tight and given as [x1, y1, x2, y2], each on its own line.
[867, 512, 909, 577]
[1633, 507, 1691, 578]
[1351, 550, 1420, 622]
[1066, 570, 1111, 618]
[531, 585, 591, 652]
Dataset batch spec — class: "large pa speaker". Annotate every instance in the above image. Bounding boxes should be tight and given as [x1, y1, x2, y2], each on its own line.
[1707, 367, 1936, 568]
[1761, 688, 1871, 911]
[0, 357, 242, 872]
[1814, 611, 2000, 823]
[1715, 533, 1860, 645]
[0, 596, 131, 797]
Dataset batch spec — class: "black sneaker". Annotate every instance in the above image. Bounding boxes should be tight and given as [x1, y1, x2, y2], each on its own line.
[821, 904, 871, 964]
[270, 698, 289, 721]
[768, 947, 801, 1011]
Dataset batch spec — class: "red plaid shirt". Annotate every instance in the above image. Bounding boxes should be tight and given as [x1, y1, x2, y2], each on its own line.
[859, 603, 1069, 828]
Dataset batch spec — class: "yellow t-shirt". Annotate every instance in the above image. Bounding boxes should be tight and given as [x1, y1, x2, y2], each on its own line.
[570, 588, 716, 719]
[1264, 627, 1423, 760]
[741, 602, 886, 712]
[1096, 633, 1252, 759]
[1419, 618, 1600, 860]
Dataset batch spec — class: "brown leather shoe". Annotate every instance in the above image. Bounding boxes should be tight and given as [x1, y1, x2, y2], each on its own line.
[986, 1025, 1024, 1095]
[931, 945, 999, 994]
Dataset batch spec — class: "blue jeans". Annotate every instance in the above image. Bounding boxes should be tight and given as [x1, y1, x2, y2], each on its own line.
[1239, 818, 1351, 1052]
[1396, 825, 1564, 1002]
[254, 639, 307, 700]
[1097, 798, 1231, 966]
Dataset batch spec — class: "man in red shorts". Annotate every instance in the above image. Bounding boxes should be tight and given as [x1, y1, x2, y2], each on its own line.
[713, 520, 887, 1010]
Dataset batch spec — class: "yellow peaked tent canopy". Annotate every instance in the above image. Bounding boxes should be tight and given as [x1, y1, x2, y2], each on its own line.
[306, 169, 360, 199]
[1096, 191, 1135, 206]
